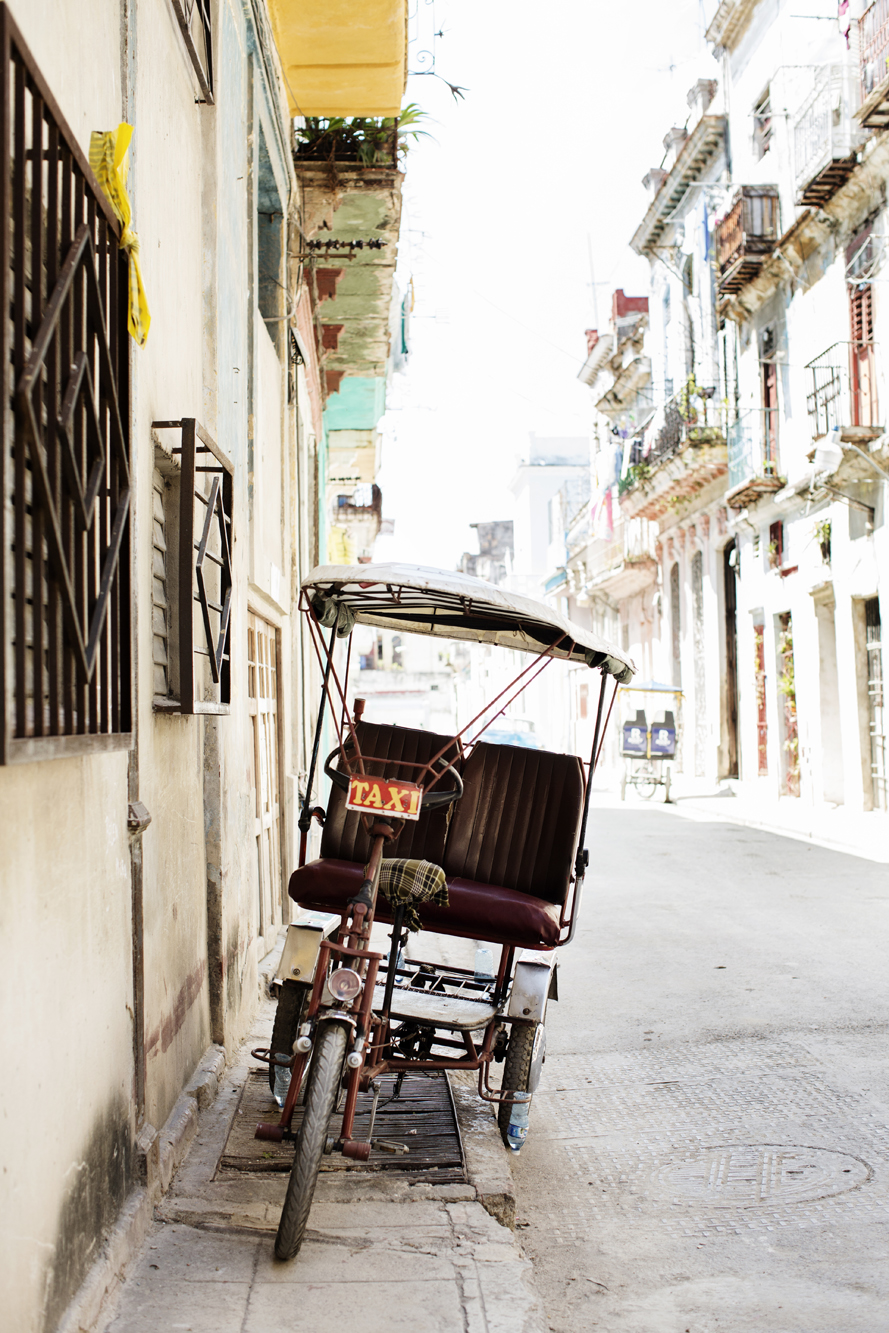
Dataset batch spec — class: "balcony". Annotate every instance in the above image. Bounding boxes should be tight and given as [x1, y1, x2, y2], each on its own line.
[725, 412, 784, 509]
[582, 518, 658, 601]
[858, 0, 889, 128]
[794, 65, 864, 206]
[619, 386, 728, 521]
[715, 187, 780, 295]
[806, 342, 882, 441]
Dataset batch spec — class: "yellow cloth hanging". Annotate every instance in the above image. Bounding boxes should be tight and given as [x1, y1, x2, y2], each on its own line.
[89, 123, 150, 347]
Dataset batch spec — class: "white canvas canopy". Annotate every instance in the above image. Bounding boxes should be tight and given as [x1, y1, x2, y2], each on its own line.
[302, 563, 636, 682]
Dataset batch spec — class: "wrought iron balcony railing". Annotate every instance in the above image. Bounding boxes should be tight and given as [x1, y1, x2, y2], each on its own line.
[715, 187, 780, 295]
[726, 411, 783, 509]
[806, 342, 882, 439]
[860, 0, 889, 125]
[644, 385, 725, 466]
[793, 65, 864, 206]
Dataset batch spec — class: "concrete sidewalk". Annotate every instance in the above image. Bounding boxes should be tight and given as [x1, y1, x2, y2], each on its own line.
[99, 997, 544, 1333]
[599, 779, 889, 862]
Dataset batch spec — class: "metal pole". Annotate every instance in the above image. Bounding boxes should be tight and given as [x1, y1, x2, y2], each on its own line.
[575, 670, 608, 879]
[297, 614, 339, 865]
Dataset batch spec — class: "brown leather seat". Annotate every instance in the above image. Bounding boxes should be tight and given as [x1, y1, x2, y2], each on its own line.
[289, 859, 563, 949]
[290, 728, 584, 950]
[443, 743, 583, 906]
[320, 722, 461, 865]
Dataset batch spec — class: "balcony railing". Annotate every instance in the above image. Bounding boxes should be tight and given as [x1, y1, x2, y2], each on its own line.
[806, 342, 882, 439]
[793, 65, 863, 206]
[585, 516, 658, 598]
[861, 0, 889, 99]
[618, 385, 729, 521]
[716, 187, 780, 295]
[644, 385, 725, 467]
[726, 411, 783, 509]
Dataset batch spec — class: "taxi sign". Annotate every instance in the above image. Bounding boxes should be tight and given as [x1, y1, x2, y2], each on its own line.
[345, 774, 423, 821]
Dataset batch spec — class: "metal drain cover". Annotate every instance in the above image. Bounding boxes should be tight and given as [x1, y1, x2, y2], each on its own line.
[659, 1145, 871, 1207]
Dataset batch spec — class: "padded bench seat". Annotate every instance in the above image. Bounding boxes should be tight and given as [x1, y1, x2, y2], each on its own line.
[289, 858, 562, 950]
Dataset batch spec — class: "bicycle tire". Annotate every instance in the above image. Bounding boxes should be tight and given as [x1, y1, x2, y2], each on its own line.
[268, 980, 310, 1094]
[274, 1021, 347, 1261]
[497, 1023, 536, 1147]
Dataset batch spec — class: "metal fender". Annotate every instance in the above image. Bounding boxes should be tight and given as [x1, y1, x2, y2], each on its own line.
[275, 912, 339, 986]
[507, 950, 559, 1024]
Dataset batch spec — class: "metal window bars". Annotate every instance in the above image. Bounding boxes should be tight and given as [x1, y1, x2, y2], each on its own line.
[153, 419, 233, 714]
[170, 0, 214, 103]
[806, 341, 881, 438]
[0, 6, 132, 763]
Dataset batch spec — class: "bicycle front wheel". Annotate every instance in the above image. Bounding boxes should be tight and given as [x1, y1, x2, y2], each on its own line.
[274, 1021, 347, 1261]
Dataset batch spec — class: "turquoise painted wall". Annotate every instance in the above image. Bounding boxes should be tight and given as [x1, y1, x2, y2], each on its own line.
[323, 376, 386, 431]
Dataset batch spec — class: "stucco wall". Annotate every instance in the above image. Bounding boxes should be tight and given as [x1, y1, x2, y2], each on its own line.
[0, 753, 133, 1333]
[0, 1, 313, 1329]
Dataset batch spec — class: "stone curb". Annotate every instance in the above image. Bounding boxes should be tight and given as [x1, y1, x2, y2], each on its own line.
[58, 1042, 228, 1333]
[448, 1070, 517, 1230]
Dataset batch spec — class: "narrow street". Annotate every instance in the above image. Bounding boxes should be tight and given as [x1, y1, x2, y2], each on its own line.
[512, 799, 889, 1333]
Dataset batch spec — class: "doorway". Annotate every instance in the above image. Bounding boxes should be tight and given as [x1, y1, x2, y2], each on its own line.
[723, 542, 740, 778]
[813, 591, 844, 805]
[849, 284, 878, 428]
[865, 597, 886, 811]
[776, 612, 800, 797]
[753, 612, 768, 776]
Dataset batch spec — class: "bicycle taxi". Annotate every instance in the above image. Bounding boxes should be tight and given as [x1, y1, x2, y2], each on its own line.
[252, 563, 634, 1260]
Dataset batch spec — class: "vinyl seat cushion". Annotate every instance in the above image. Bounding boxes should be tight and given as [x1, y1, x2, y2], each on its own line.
[289, 859, 562, 950]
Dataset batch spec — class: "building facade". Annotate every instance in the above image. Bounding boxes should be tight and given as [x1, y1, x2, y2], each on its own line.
[0, 3, 405, 1330]
[548, 1, 887, 815]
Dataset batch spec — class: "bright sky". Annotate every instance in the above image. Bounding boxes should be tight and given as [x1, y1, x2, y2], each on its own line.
[373, 0, 719, 570]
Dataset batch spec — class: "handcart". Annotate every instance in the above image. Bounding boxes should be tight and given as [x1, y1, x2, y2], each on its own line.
[250, 563, 635, 1261]
[618, 680, 682, 802]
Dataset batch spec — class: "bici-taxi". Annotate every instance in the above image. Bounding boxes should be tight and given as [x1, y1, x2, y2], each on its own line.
[251, 562, 635, 1260]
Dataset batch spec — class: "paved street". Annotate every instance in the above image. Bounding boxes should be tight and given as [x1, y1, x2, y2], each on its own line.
[511, 797, 889, 1332]
[100, 993, 542, 1333]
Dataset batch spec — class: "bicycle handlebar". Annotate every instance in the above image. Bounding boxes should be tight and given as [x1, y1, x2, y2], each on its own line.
[322, 748, 464, 811]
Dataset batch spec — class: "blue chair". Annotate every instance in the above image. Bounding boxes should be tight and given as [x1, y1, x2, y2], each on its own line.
[622, 709, 648, 756]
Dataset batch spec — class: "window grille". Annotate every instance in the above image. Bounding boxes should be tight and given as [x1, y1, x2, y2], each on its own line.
[1, 8, 132, 763]
[151, 473, 170, 699]
[753, 89, 772, 159]
[170, 0, 214, 103]
[152, 419, 233, 714]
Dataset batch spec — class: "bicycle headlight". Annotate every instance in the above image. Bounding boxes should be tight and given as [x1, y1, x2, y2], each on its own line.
[328, 967, 363, 1003]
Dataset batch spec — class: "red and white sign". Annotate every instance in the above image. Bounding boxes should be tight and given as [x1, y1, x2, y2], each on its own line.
[345, 775, 424, 821]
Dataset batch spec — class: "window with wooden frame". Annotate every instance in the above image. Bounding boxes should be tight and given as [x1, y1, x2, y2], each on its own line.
[1, 9, 132, 763]
[152, 419, 233, 714]
[753, 87, 772, 159]
[247, 612, 284, 934]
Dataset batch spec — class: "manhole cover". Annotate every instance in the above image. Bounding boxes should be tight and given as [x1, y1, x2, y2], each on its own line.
[659, 1145, 871, 1207]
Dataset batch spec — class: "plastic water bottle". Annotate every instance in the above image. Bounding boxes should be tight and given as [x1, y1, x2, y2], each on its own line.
[474, 946, 494, 984]
[506, 1092, 531, 1152]
[273, 1058, 291, 1107]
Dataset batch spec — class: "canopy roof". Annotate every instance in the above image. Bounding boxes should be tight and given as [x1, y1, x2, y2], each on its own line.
[302, 563, 636, 681]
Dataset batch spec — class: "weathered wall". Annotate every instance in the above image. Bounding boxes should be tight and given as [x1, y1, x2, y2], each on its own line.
[0, 5, 136, 1330]
[0, 0, 318, 1329]
[0, 753, 133, 1333]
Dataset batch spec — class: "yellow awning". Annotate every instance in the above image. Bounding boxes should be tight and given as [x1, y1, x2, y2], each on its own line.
[267, 0, 407, 117]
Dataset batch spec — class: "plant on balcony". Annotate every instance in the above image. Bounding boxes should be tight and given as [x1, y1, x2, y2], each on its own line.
[679, 374, 723, 443]
[815, 518, 832, 563]
[618, 460, 651, 495]
[294, 105, 428, 166]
